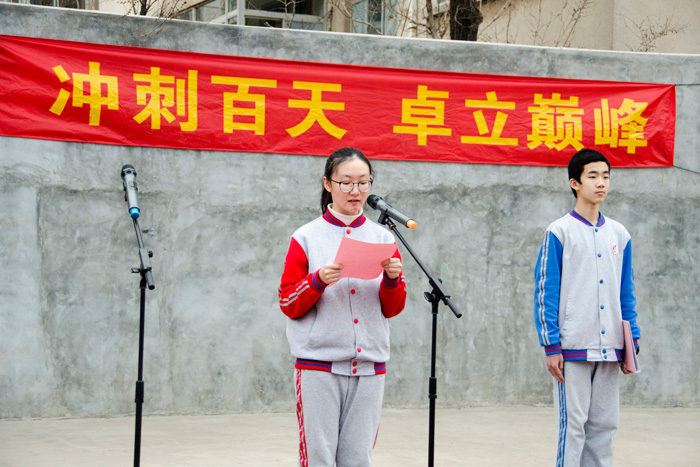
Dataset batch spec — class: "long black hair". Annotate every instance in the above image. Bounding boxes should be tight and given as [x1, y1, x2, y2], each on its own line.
[320, 148, 374, 213]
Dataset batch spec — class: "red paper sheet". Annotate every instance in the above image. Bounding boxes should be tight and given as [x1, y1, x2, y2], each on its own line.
[333, 237, 398, 280]
[622, 320, 641, 373]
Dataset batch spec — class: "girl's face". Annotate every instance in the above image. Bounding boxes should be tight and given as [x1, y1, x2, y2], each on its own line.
[323, 157, 372, 216]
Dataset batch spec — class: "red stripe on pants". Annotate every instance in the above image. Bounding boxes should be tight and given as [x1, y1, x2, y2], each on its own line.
[295, 369, 309, 467]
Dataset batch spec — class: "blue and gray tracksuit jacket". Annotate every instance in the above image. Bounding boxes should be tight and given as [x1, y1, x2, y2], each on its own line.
[534, 210, 640, 361]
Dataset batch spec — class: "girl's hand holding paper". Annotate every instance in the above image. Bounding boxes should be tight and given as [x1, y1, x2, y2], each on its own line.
[333, 237, 398, 280]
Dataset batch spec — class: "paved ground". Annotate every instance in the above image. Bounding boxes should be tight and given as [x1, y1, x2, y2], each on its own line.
[1, 407, 698, 466]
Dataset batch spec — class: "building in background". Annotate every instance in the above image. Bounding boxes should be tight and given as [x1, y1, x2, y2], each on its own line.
[1, 0, 698, 53]
[478, 0, 699, 54]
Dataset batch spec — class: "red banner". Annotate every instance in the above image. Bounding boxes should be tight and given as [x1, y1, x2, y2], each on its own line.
[0, 35, 675, 167]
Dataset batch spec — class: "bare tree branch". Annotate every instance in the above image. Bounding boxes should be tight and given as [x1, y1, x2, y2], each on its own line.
[480, 0, 513, 32]
[622, 15, 687, 52]
[558, 0, 590, 47]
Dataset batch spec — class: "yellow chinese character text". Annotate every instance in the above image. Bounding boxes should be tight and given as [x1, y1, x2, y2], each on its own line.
[133, 68, 198, 131]
[527, 93, 584, 151]
[211, 76, 277, 135]
[177, 70, 199, 132]
[393, 85, 452, 146]
[462, 91, 518, 146]
[594, 98, 648, 154]
[133, 67, 176, 130]
[287, 82, 346, 139]
[50, 62, 119, 126]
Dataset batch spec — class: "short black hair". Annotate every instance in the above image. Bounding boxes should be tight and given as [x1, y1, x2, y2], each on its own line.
[568, 149, 610, 198]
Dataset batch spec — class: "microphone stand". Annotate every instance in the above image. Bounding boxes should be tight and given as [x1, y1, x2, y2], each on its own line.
[377, 213, 461, 467]
[128, 216, 155, 467]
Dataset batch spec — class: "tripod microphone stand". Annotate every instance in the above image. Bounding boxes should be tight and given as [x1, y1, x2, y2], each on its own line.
[377, 212, 461, 467]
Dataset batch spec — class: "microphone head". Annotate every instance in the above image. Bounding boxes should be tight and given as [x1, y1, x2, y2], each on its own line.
[366, 194, 381, 208]
[121, 164, 136, 177]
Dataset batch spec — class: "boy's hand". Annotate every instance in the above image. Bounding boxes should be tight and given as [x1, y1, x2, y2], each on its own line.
[547, 354, 565, 383]
[621, 362, 634, 375]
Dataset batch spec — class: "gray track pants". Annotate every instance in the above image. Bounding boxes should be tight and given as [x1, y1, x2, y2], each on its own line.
[295, 369, 385, 467]
[554, 361, 620, 467]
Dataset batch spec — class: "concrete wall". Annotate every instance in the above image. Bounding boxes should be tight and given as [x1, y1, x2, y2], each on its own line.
[1, 3, 699, 419]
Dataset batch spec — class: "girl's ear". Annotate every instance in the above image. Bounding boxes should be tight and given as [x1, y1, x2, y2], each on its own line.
[323, 177, 332, 193]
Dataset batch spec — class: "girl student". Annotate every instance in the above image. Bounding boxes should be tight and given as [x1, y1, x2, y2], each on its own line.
[278, 147, 407, 466]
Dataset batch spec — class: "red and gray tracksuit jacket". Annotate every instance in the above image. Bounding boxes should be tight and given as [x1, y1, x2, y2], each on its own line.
[278, 210, 406, 376]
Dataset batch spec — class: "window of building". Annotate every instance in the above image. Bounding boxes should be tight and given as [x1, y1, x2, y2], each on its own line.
[176, 0, 324, 30]
[1, 0, 86, 7]
[351, 0, 396, 35]
[197, 0, 225, 21]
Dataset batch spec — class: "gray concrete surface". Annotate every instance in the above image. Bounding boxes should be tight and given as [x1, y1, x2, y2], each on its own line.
[1, 407, 698, 466]
[1, 3, 700, 420]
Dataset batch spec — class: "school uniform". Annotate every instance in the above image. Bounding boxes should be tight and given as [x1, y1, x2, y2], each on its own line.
[279, 207, 406, 467]
[534, 210, 640, 467]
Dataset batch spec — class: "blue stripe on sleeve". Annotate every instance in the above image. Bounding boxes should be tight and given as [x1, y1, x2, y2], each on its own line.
[534, 231, 563, 347]
[620, 238, 640, 339]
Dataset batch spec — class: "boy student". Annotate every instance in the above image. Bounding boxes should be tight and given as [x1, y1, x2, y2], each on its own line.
[534, 148, 641, 467]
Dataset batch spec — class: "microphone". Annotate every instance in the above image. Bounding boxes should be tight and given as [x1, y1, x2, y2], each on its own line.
[366, 194, 417, 229]
[121, 164, 140, 219]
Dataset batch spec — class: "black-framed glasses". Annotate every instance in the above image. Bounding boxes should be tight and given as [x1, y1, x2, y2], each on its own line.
[330, 179, 373, 193]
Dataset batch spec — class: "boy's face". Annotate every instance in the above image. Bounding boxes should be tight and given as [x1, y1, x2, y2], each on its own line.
[570, 161, 609, 205]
